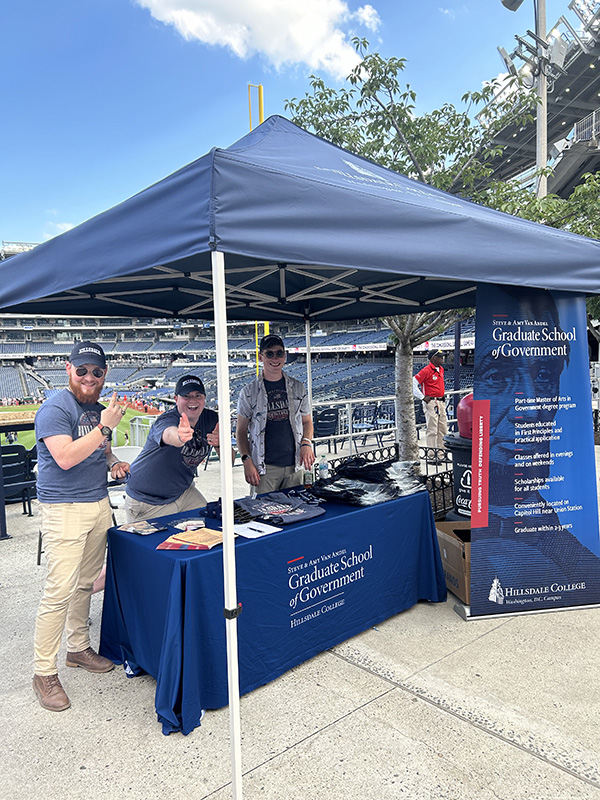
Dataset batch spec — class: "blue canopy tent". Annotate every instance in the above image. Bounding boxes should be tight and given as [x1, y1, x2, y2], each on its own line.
[3, 115, 600, 798]
[1, 115, 600, 320]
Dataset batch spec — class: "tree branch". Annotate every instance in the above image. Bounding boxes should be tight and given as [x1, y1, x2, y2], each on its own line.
[371, 93, 428, 184]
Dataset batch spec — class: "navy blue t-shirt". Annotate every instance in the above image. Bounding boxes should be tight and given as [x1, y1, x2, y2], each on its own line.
[126, 406, 218, 505]
[264, 377, 295, 467]
[35, 389, 108, 503]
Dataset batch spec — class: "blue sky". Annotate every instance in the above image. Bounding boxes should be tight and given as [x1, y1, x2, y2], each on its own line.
[2, 0, 568, 244]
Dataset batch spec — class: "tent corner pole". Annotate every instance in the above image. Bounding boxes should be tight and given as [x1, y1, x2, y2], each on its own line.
[211, 249, 244, 800]
[304, 318, 313, 409]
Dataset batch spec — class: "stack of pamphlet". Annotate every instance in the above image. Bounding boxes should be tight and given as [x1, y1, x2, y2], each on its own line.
[117, 521, 167, 536]
[157, 526, 224, 550]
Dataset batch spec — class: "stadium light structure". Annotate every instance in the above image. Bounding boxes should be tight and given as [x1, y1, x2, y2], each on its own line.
[498, 45, 518, 76]
[500, 0, 548, 197]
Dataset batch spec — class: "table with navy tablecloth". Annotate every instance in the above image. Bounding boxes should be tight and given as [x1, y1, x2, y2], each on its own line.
[99, 491, 446, 735]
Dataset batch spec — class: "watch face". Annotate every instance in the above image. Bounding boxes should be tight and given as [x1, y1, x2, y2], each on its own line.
[101, 426, 112, 436]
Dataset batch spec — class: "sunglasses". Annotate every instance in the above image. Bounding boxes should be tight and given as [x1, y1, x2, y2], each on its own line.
[74, 366, 105, 378]
[263, 349, 285, 359]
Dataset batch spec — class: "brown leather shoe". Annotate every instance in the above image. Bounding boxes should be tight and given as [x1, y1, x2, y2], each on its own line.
[65, 647, 114, 673]
[33, 674, 71, 712]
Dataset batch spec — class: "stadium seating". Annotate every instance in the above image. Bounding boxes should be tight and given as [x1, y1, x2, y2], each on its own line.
[113, 341, 151, 353]
[0, 315, 474, 410]
[37, 369, 69, 388]
[183, 340, 216, 352]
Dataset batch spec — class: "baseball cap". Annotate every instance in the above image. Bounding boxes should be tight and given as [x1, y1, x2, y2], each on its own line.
[259, 334, 285, 352]
[68, 341, 106, 369]
[429, 349, 444, 360]
[175, 375, 206, 396]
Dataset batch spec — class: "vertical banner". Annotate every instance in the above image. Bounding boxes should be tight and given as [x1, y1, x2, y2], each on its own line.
[471, 399, 490, 529]
[470, 285, 600, 616]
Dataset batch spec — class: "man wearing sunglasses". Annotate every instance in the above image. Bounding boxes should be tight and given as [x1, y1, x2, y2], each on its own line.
[124, 374, 228, 522]
[237, 334, 315, 493]
[33, 341, 129, 712]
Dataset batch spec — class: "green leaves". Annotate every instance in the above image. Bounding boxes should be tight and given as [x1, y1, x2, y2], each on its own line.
[286, 41, 600, 319]
[286, 43, 537, 195]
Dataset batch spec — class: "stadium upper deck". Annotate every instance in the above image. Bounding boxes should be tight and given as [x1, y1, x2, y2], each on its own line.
[0, 313, 474, 405]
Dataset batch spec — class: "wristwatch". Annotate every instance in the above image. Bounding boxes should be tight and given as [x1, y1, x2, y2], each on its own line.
[241, 454, 250, 462]
[97, 423, 112, 440]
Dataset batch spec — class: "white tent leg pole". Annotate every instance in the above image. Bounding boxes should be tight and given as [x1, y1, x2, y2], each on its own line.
[305, 318, 313, 409]
[212, 250, 243, 800]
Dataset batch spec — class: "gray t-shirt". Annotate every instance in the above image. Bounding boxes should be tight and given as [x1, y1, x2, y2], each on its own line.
[126, 406, 218, 506]
[35, 389, 108, 504]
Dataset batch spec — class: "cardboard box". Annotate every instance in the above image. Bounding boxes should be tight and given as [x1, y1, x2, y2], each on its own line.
[435, 521, 471, 605]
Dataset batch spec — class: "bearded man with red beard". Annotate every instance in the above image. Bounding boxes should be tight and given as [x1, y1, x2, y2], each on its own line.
[33, 341, 129, 712]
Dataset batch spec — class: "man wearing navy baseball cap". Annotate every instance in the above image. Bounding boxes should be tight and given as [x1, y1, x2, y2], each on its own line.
[68, 340, 107, 370]
[125, 374, 231, 521]
[33, 341, 129, 712]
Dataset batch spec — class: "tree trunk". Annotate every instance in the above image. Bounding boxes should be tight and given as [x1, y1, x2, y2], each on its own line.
[395, 340, 419, 462]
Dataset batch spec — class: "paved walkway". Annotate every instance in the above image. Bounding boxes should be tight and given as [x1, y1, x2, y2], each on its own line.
[1, 456, 600, 800]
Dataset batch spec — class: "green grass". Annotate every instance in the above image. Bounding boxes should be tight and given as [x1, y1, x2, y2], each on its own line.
[0, 403, 143, 450]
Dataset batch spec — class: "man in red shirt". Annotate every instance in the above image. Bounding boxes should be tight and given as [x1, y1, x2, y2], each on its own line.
[413, 349, 447, 462]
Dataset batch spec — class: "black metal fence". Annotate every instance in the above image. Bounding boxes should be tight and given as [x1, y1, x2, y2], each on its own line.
[323, 442, 455, 519]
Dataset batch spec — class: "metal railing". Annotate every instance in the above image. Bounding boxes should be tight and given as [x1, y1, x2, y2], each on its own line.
[574, 108, 600, 142]
[323, 441, 455, 520]
[311, 387, 472, 453]
[127, 389, 472, 519]
[129, 415, 157, 448]
[311, 389, 471, 520]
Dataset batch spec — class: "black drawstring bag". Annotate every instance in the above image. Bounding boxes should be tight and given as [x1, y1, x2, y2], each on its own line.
[312, 458, 426, 507]
[332, 456, 396, 483]
[311, 477, 400, 506]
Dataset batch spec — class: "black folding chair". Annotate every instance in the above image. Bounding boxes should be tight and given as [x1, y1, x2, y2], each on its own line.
[2, 444, 36, 517]
[376, 400, 395, 439]
[314, 407, 340, 453]
[351, 403, 381, 451]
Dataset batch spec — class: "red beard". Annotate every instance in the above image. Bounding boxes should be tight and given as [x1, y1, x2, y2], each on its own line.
[69, 376, 103, 405]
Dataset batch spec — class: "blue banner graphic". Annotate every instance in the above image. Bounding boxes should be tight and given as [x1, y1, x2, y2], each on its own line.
[470, 285, 600, 615]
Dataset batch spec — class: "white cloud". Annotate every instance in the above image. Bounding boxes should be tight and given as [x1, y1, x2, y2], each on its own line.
[352, 5, 380, 32]
[43, 221, 74, 241]
[136, 0, 381, 78]
[438, 7, 455, 18]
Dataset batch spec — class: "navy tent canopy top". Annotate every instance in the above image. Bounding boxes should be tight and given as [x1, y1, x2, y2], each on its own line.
[1, 115, 599, 320]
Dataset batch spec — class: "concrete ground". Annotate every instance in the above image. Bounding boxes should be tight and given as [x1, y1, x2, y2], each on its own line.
[2, 453, 600, 800]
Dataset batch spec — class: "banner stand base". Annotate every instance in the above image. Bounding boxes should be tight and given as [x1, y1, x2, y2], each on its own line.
[454, 601, 600, 621]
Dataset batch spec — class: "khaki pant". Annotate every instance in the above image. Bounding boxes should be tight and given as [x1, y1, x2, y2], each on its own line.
[423, 398, 448, 451]
[256, 464, 303, 494]
[124, 483, 207, 523]
[34, 498, 112, 675]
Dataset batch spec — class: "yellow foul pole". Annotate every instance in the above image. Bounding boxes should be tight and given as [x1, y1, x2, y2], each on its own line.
[255, 322, 270, 376]
[248, 84, 264, 130]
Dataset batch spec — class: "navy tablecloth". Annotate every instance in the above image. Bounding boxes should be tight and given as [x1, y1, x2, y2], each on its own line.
[99, 492, 446, 734]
